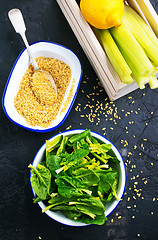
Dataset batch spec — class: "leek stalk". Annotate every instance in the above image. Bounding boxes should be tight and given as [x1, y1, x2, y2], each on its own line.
[120, 47, 149, 88]
[120, 47, 158, 89]
[131, 72, 150, 89]
[94, 28, 133, 84]
[109, 22, 156, 77]
[123, 5, 158, 66]
[123, 5, 158, 49]
[149, 75, 158, 89]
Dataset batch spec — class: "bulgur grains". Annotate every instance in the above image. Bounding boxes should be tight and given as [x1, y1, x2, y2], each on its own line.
[61, 78, 75, 113]
[30, 70, 57, 106]
[14, 57, 71, 127]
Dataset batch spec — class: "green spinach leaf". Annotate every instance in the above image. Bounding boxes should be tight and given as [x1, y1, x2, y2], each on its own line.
[56, 135, 67, 156]
[67, 129, 90, 146]
[56, 176, 86, 198]
[46, 155, 62, 178]
[46, 135, 62, 153]
[28, 164, 51, 200]
[75, 213, 107, 225]
[97, 171, 119, 200]
[73, 168, 100, 187]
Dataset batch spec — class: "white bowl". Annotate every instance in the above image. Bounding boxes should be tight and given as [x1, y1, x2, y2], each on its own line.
[30, 129, 126, 226]
[2, 41, 82, 132]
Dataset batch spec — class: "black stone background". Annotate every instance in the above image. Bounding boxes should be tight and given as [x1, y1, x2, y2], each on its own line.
[0, 0, 158, 240]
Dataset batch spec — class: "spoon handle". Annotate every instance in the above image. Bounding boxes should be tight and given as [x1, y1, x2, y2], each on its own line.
[8, 9, 38, 71]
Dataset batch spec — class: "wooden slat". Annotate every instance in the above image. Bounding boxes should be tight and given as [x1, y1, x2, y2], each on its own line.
[113, 81, 138, 100]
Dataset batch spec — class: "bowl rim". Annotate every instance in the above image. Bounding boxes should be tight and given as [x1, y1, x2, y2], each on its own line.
[2, 40, 82, 133]
[30, 129, 126, 226]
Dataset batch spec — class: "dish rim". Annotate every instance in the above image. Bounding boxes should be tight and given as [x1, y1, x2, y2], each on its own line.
[2, 40, 82, 132]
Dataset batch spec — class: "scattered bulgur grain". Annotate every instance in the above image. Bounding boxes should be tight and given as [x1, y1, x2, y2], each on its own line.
[66, 125, 72, 130]
[127, 197, 130, 201]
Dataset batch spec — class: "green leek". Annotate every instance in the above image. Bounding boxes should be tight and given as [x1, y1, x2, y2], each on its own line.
[123, 5, 158, 66]
[109, 22, 156, 77]
[149, 75, 158, 89]
[131, 72, 150, 89]
[93, 5, 158, 90]
[123, 5, 158, 49]
[94, 28, 133, 84]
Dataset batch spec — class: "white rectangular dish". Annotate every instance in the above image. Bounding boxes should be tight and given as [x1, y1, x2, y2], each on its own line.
[2, 41, 82, 132]
[56, 0, 158, 101]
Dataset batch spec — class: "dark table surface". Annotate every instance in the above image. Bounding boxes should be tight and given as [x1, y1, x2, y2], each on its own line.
[0, 1, 158, 240]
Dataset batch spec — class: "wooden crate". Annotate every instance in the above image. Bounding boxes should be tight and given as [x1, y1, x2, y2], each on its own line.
[56, 0, 158, 101]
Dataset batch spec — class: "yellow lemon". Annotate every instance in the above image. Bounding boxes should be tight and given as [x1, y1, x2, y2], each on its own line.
[80, 0, 124, 29]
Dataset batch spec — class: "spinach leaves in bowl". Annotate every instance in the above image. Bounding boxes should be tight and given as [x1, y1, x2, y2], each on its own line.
[29, 129, 126, 226]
